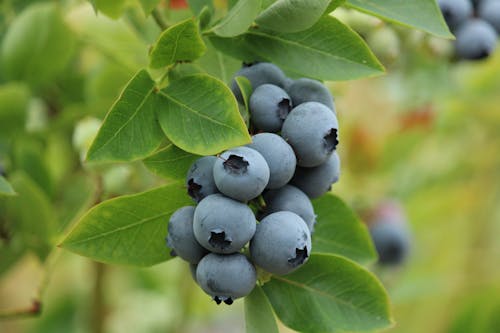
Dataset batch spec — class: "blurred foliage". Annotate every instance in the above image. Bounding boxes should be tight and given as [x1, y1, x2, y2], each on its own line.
[0, 1, 499, 333]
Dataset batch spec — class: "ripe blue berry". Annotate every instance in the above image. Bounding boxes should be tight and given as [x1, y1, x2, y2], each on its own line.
[230, 62, 287, 103]
[249, 84, 291, 132]
[286, 78, 336, 112]
[193, 194, 256, 253]
[167, 206, 208, 264]
[196, 253, 257, 305]
[479, 0, 500, 34]
[213, 147, 270, 202]
[246, 133, 296, 189]
[250, 211, 312, 275]
[186, 156, 218, 203]
[291, 151, 340, 199]
[261, 185, 316, 232]
[438, 0, 473, 32]
[281, 102, 339, 167]
[455, 19, 497, 60]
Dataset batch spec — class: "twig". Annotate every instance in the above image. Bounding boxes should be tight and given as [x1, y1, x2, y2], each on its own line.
[152, 8, 168, 31]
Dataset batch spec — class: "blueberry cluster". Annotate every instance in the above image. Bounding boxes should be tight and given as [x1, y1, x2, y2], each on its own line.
[166, 63, 341, 305]
[439, 0, 500, 60]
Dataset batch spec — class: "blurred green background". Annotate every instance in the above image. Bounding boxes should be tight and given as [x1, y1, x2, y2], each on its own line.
[1, 1, 500, 333]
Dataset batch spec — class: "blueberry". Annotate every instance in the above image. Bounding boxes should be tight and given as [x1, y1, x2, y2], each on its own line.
[478, 0, 500, 34]
[196, 252, 257, 304]
[166, 206, 209, 264]
[230, 62, 287, 103]
[438, 0, 473, 32]
[370, 222, 410, 266]
[281, 102, 339, 167]
[250, 211, 312, 275]
[246, 133, 296, 189]
[213, 147, 270, 202]
[291, 151, 340, 199]
[261, 185, 316, 232]
[286, 78, 336, 112]
[455, 19, 497, 60]
[186, 156, 218, 203]
[193, 194, 256, 253]
[249, 84, 292, 132]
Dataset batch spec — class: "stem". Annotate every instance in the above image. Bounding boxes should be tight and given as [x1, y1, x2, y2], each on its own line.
[91, 262, 106, 333]
[152, 8, 168, 31]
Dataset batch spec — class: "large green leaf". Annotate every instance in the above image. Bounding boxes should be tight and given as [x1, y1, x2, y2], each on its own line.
[312, 194, 377, 264]
[3, 172, 56, 260]
[346, 0, 453, 38]
[196, 40, 241, 84]
[0, 83, 30, 139]
[210, 15, 384, 81]
[60, 184, 192, 266]
[149, 18, 206, 69]
[156, 74, 251, 155]
[91, 0, 127, 19]
[262, 254, 393, 332]
[86, 70, 164, 163]
[244, 285, 279, 333]
[210, 0, 262, 37]
[138, 0, 160, 15]
[0, 176, 16, 196]
[256, 0, 333, 33]
[143, 144, 200, 180]
[0, 3, 76, 86]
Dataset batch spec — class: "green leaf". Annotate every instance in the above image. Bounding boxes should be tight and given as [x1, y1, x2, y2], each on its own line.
[245, 285, 279, 333]
[0, 3, 76, 86]
[211, 0, 262, 37]
[157, 74, 251, 155]
[149, 18, 206, 69]
[91, 0, 127, 19]
[3, 172, 56, 260]
[197, 40, 242, 83]
[60, 184, 192, 267]
[0, 176, 16, 196]
[0, 83, 30, 139]
[210, 16, 384, 81]
[325, 0, 346, 14]
[262, 254, 393, 332]
[138, 0, 160, 15]
[346, 0, 453, 38]
[143, 144, 200, 180]
[86, 70, 164, 163]
[256, 0, 331, 33]
[234, 76, 252, 126]
[187, 0, 214, 16]
[312, 194, 377, 264]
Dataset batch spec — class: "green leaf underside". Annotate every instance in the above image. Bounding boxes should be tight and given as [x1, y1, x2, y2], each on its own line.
[138, 0, 160, 15]
[157, 74, 251, 155]
[149, 18, 206, 69]
[86, 70, 164, 163]
[262, 254, 393, 332]
[256, 0, 331, 33]
[212, 0, 262, 37]
[143, 144, 200, 180]
[245, 285, 279, 333]
[0, 176, 16, 196]
[346, 0, 453, 38]
[210, 16, 384, 81]
[312, 194, 377, 264]
[60, 184, 192, 266]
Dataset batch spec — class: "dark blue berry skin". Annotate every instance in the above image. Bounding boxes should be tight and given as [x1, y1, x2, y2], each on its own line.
[167, 206, 208, 264]
[370, 222, 411, 266]
[281, 102, 339, 167]
[247, 133, 296, 189]
[479, 0, 500, 34]
[291, 152, 340, 199]
[455, 19, 497, 60]
[250, 211, 312, 275]
[186, 156, 218, 203]
[196, 253, 257, 304]
[193, 194, 256, 254]
[286, 78, 336, 113]
[249, 84, 292, 132]
[213, 146, 270, 202]
[261, 185, 316, 232]
[438, 0, 473, 32]
[230, 62, 287, 103]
